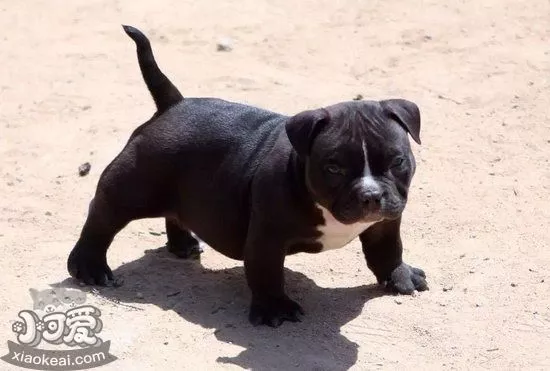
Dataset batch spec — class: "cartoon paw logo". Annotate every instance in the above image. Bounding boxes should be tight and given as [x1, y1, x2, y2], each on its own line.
[35, 321, 45, 332]
[12, 321, 26, 334]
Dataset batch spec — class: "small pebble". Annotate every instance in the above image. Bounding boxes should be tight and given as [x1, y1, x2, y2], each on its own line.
[216, 37, 233, 52]
[78, 162, 91, 176]
[163, 341, 168, 345]
[443, 286, 453, 292]
[394, 298, 403, 305]
[511, 283, 517, 287]
[149, 231, 162, 236]
[353, 94, 364, 101]
[45, 211, 52, 216]
[411, 290, 419, 297]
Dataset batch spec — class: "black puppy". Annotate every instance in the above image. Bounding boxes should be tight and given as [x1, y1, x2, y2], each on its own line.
[68, 25, 428, 327]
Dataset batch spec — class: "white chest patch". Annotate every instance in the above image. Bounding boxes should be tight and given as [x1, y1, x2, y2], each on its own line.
[315, 205, 378, 251]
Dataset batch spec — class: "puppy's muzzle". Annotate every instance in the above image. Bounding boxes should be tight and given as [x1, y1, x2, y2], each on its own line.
[359, 188, 382, 213]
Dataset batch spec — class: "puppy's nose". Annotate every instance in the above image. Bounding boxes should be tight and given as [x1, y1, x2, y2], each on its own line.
[360, 190, 382, 211]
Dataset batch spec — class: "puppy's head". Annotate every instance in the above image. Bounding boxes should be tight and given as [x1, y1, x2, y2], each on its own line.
[286, 99, 421, 224]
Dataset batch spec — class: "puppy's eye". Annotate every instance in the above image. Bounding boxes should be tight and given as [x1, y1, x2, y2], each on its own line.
[325, 164, 343, 175]
[391, 157, 405, 168]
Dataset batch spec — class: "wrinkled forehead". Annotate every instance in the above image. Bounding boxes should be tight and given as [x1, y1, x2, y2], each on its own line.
[315, 101, 411, 155]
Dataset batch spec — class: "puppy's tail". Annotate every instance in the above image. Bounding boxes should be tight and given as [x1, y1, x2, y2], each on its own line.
[122, 25, 183, 113]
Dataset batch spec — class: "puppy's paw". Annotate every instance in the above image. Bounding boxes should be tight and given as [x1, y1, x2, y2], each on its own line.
[249, 296, 304, 327]
[167, 240, 203, 260]
[386, 263, 428, 294]
[67, 247, 120, 287]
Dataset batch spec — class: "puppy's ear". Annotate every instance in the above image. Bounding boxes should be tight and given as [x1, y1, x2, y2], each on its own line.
[380, 99, 421, 145]
[285, 109, 329, 157]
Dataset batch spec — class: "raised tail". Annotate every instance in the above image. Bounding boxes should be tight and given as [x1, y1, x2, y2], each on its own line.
[122, 25, 183, 113]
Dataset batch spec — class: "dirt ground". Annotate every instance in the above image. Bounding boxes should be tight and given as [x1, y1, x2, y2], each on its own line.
[1, 0, 549, 370]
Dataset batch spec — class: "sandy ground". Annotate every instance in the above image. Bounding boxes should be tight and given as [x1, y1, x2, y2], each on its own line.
[1, 0, 549, 370]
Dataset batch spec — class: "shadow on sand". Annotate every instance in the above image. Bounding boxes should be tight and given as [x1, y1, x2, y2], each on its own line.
[56, 247, 386, 370]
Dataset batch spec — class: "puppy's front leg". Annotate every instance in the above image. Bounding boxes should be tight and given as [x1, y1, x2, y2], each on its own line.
[244, 232, 304, 327]
[360, 217, 428, 294]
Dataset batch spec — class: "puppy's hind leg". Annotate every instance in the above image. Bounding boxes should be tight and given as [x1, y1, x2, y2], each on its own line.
[165, 218, 203, 259]
[67, 193, 129, 286]
[67, 149, 172, 286]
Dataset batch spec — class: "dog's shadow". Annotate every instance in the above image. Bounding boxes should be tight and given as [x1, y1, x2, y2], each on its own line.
[57, 247, 385, 370]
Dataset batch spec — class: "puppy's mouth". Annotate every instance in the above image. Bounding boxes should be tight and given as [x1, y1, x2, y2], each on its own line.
[332, 202, 403, 225]
[331, 207, 383, 225]
[328, 188, 406, 224]
[376, 211, 400, 221]
[360, 213, 385, 223]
